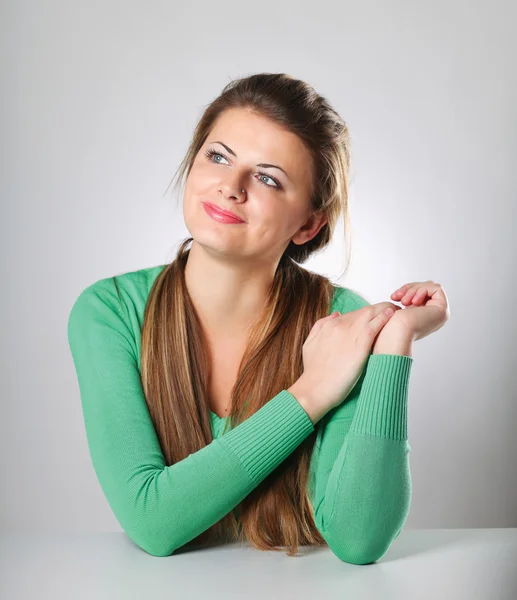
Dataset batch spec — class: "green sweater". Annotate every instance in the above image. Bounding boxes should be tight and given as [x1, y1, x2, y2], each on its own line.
[67, 264, 413, 564]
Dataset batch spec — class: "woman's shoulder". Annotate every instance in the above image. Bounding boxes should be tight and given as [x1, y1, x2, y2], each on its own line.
[330, 284, 372, 313]
[111, 263, 168, 293]
[70, 263, 168, 325]
[81, 263, 167, 299]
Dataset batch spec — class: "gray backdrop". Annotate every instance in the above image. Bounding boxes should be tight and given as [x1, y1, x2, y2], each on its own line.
[2, 0, 516, 533]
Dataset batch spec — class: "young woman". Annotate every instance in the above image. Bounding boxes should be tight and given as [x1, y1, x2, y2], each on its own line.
[68, 72, 449, 563]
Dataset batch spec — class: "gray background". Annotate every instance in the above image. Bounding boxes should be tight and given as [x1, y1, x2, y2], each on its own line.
[1, 0, 516, 533]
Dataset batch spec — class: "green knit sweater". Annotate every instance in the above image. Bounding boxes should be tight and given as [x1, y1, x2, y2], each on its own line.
[67, 264, 413, 564]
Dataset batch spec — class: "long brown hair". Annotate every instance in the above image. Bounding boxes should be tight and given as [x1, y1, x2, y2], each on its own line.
[141, 73, 355, 556]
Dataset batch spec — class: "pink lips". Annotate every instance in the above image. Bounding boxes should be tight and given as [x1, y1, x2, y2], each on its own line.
[203, 202, 245, 224]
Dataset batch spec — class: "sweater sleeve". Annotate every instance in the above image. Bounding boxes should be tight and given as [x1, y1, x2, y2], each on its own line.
[308, 288, 413, 565]
[67, 278, 315, 557]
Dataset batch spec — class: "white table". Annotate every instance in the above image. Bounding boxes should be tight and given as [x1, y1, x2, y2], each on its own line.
[1, 529, 516, 599]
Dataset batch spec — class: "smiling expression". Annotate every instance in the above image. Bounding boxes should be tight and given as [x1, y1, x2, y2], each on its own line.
[183, 107, 326, 261]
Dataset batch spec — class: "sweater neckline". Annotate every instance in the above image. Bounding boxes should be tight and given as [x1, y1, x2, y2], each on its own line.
[209, 410, 227, 421]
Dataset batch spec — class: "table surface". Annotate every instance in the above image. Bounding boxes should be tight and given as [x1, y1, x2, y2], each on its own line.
[1, 529, 516, 599]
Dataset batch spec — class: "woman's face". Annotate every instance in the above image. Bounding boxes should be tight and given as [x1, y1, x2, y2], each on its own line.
[183, 107, 326, 263]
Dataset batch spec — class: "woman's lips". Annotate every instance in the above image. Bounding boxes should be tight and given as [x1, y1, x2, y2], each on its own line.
[203, 202, 246, 224]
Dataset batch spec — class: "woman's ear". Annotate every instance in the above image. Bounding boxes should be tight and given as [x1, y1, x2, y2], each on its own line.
[291, 211, 328, 245]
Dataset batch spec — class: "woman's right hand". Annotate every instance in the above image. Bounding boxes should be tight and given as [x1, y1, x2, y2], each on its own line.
[288, 302, 402, 424]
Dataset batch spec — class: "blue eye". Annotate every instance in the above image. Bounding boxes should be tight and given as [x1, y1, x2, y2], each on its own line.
[203, 148, 282, 190]
[204, 149, 228, 165]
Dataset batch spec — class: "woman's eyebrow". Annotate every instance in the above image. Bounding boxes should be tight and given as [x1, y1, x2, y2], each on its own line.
[208, 140, 291, 181]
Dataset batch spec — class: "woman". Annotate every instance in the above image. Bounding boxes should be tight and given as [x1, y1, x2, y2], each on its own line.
[67, 72, 449, 563]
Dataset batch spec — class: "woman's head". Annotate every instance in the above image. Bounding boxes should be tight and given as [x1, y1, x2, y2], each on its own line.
[167, 72, 353, 272]
[144, 73, 355, 556]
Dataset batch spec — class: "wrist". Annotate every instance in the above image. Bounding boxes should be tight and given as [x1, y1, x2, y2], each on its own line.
[287, 378, 325, 425]
[372, 325, 415, 357]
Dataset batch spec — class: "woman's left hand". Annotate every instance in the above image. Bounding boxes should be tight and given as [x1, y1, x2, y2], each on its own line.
[386, 280, 450, 342]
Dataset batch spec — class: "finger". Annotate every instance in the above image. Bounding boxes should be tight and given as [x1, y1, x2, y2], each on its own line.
[391, 285, 411, 299]
[391, 282, 421, 300]
[391, 281, 435, 300]
[311, 311, 339, 330]
[391, 284, 419, 305]
[369, 301, 400, 314]
[400, 287, 420, 305]
[411, 288, 427, 305]
[306, 311, 340, 343]
[363, 303, 398, 323]
[367, 307, 396, 335]
[401, 285, 430, 305]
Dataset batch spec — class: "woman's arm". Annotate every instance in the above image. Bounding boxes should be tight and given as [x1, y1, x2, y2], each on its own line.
[307, 287, 413, 564]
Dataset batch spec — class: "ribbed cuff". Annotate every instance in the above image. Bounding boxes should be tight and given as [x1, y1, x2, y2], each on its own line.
[349, 354, 413, 440]
[220, 390, 315, 486]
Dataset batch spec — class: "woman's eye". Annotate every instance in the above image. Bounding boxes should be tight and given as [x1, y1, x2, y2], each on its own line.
[203, 148, 282, 190]
[257, 173, 279, 188]
[204, 149, 229, 165]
